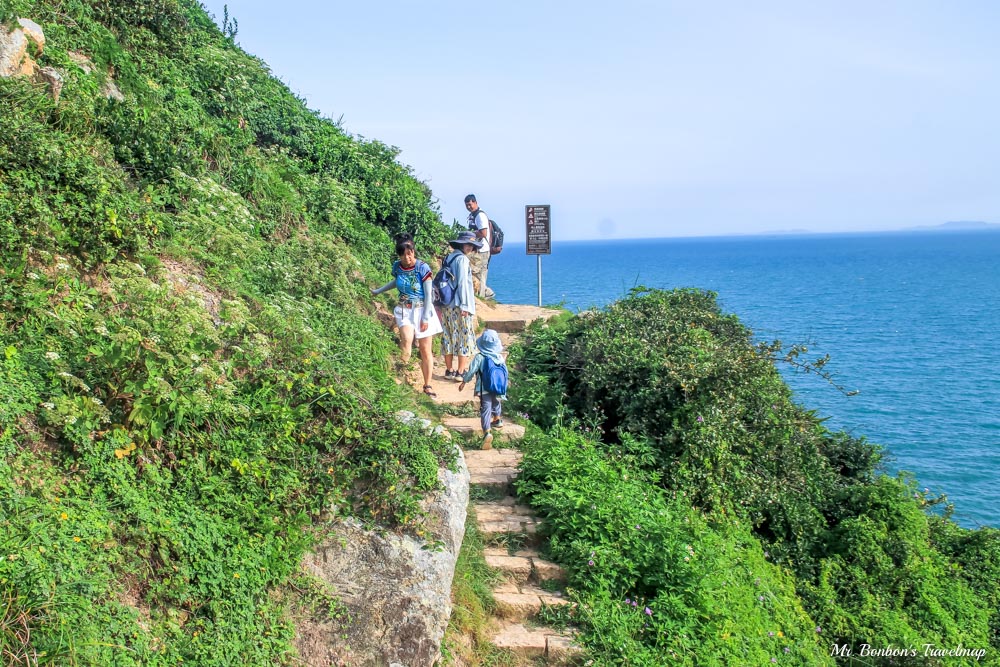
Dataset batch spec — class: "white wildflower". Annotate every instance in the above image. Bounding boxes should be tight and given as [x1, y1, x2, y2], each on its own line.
[45, 351, 60, 361]
[27, 272, 40, 280]
[41, 402, 55, 410]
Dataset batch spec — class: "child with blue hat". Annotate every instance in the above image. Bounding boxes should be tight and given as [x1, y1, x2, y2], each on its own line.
[458, 329, 508, 449]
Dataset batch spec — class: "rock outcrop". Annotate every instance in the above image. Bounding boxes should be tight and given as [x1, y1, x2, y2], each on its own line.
[37, 65, 62, 102]
[296, 449, 469, 666]
[1, 19, 124, 102]
[0, 18, 44, 78]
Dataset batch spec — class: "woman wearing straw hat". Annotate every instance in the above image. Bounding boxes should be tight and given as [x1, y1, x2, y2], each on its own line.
[441, 230, 481, 381]
[370, 233, 443, 397]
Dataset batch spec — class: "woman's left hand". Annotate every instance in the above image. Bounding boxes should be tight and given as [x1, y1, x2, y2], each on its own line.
[420, 321, 429, 332]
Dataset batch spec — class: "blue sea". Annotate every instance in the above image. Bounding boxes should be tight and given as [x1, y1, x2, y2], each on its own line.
[488, 230, 1000, 529]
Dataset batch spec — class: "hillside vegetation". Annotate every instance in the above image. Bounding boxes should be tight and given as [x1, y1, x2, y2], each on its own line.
[3, 1, 999, 666]
[1, 0, 456, 662]
[509, 288, 1000, 665]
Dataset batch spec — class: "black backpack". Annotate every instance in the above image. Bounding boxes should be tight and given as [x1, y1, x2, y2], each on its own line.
[488, 219, 504, 255]
[469, 209, 504, 255]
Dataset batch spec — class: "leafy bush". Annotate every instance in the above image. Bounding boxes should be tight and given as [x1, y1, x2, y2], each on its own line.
[516, 427, 833, 665]
[0, 78, 159, 265]
[797, 476, 991, 654]
[930, 519, 1000, 651]
[509, 288, 869, 533]
[511, 289, 999, 664]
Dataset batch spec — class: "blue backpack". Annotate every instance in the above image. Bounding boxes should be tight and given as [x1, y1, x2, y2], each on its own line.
[481, 357, 508, 395]
[432, 253, 459, 307]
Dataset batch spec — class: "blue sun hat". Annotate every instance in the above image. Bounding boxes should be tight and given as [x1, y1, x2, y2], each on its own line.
[476, 329, 504, 364]
[449, 230, 484, 250]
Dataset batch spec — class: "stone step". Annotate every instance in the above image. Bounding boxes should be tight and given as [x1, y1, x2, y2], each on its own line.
[476, 502, 536, 521]
[463, 449, 523, 492]
[475, 302, 562, 333]
[468, 469, 518, 494]
[463, 448, 523, 470]
[491, 622, 583, 663]
[443, 416, 525, 440]
[403, 366, 476, 406]
[475, 501, 542, 546]
[484, 550, 533, 584]
[492, 582, 572, 621]
[484, 547, 568, 585]
[483, 319, 529, 334]
[546, 632, 585, 664]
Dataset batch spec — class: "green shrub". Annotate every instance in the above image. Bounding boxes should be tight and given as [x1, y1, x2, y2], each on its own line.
[509, 288, 867, 533]
[0, 79, 159, 265]
[516, 427, 832, 665]
[930, 518, 1000, 651]
[512, 289, 999, 664]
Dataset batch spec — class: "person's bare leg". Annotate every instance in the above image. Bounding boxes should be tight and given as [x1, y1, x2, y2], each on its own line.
[445, 353, 455, 374]
[398, 326, 414, 364]
[418, 336, 434, 388]
[457, 354, 471, 374]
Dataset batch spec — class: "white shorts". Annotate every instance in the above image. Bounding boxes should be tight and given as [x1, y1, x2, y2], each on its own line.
[394, 303, 443, 339]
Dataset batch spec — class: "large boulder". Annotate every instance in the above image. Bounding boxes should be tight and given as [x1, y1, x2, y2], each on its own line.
[0, 18, 45, 77]
[1, 19, 61, 103]
[16, 18, 44, 54]
[296, 448, 469, 666]
[0, 23, 29, 77]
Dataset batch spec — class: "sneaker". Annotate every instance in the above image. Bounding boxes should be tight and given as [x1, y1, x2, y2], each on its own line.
[444, 369, 455, 379]
[491, 418, 504, 429]
[481, 432, 494, 450]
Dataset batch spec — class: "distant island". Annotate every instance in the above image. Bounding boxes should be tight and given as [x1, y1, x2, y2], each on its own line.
[743, 221, 1000, 237]
[904, 220, 1000, 231]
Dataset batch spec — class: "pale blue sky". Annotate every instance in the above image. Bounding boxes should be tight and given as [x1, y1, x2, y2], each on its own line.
[200, 1, 1000, 241]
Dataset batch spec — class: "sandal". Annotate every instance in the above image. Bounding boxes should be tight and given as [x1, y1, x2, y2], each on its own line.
[422, 385, 437, 398]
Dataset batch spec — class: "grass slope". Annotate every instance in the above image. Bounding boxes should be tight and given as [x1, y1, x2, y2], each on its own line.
[1, 0, 457, 662]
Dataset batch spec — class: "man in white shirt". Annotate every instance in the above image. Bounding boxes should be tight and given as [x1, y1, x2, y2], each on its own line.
[464, 194, 495, 298]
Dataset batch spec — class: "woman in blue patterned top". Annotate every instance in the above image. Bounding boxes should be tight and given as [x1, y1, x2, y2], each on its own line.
[370, 234, 443, 397]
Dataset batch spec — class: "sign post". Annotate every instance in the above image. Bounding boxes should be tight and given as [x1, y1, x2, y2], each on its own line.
[525, 205, 551, 306]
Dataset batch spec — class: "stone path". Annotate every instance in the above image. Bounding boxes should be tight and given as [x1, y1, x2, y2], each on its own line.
[429, 302, 583, 664]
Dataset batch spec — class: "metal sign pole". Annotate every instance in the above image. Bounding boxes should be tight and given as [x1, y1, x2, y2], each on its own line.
[537, 255, 542, 307]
